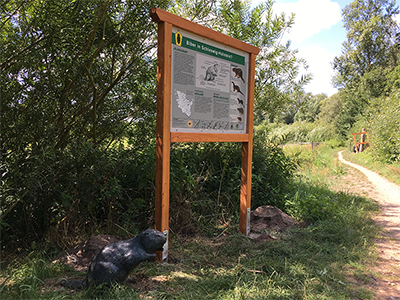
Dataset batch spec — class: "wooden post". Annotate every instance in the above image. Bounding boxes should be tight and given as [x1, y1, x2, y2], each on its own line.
[360, 128, 365, 152]
[154, 21, 172, 261]
[352, 131, 371, 154]
[352, 133, 359, 153]
[239, 53, 256, 235]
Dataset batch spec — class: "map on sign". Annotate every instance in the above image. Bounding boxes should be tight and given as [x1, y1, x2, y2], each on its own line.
[171, 28, 249, 134]
[175, 90, 193, 117]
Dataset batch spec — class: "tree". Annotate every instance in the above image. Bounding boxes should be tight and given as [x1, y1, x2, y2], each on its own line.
[1, 0, 171, 151]
[367, 66, 400, 162]
[294, 93, 326, 123]
[333, 0, 399, 88]
[169, 0, 312, 121]
[318, 93, 342, 126]
[1, 0, 170, 243]
[332, 0, 399, 137]
[168, 0, 217, 26]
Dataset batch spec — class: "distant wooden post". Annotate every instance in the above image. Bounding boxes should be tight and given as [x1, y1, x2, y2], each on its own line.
[360, 128, 366, 152]
[352, 130, 370, 153]
[150, 8, 260, 260]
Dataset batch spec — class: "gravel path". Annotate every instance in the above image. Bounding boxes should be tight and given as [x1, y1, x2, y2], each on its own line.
[338, 151, 400, 203]
[338, 150, 400, 299]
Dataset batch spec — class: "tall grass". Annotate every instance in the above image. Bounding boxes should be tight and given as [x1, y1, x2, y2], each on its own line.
[1, 144, 380, 299]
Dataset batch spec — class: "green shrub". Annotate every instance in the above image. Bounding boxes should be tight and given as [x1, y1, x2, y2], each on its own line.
[368, 89, 400, 162]
[1, 122, 299, 249]
[165, 133, 296, 233]
[1, 135, 158, 249]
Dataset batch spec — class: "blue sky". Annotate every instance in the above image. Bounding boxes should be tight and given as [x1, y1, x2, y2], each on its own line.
[251, 0, 400, 96]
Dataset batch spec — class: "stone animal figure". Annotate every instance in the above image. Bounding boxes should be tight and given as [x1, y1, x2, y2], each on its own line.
[231, 82, 244, 96]
[60, 229, 166, 289]
[205, 64, 219, 81]
[232, 67, 245, 83]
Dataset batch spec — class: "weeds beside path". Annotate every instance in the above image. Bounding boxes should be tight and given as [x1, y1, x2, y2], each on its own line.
[0, 146, 394, 300]
[337, 150, 400, 299]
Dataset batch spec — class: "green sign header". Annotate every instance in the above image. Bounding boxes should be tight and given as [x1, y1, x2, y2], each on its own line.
[173, 32, 245, 65]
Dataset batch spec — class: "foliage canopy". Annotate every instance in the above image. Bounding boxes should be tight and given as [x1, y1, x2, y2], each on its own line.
[331, 0, 400, 161]
[1, 0, 310, 248]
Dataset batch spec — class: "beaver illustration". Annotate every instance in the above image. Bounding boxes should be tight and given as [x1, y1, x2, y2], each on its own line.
[232, 67, 245, 83]
[232, 82, 244, 96]
[205, 64, 219, 81]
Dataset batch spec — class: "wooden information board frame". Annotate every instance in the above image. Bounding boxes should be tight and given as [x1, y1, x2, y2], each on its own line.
[150, 8, 260, 260]
[352, 131, 370, 153]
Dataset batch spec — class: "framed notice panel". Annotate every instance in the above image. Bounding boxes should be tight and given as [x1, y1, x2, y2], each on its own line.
[150, 8, 259, 260]
[171, 28, 249, 134]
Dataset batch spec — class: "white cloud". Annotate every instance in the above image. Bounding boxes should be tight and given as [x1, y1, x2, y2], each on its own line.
[273, 0, 341, 43]
[253, 0, 343, 95]
[298, 45, 337, 96]
[394, 14, 400, 24]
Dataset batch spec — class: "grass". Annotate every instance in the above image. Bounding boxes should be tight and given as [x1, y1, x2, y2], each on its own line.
[341, 148, 400, 185]
[0, 144, 380, 299]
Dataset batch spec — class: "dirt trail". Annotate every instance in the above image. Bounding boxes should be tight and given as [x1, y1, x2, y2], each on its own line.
[338, 151, 400, 299]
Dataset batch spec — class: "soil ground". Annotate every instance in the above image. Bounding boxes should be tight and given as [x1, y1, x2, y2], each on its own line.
[336, 151, 400, 300]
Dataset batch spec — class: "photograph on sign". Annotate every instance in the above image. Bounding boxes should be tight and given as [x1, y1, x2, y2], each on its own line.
[171, 28, 249, 134]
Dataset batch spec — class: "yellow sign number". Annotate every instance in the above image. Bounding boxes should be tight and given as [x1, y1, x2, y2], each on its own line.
[175, 31, 182, 46]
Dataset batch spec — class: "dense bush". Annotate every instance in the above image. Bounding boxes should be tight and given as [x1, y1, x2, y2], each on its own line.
[259, 121, 337, 144]
[1, 0, 168, 249]
[367, 67, 400, 162]
[0, 139, 157, 248]
[251, 132, 296, 208]
[1, 121, 298, 249]
[166, 131, 296, 234]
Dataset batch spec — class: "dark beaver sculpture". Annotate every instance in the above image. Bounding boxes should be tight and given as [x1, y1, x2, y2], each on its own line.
[60, 229, 166, 289]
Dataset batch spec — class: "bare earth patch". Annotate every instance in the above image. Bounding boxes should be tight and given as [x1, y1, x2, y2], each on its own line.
[336, 151, 400, 300]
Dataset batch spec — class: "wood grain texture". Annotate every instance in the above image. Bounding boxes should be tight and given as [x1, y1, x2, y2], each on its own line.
[151, 8, 260, 241]
[239, 53, 256, 234]
[155, 21, 172, 237]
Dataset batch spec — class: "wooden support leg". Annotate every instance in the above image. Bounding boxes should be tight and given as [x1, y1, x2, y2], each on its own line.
[154, 21, 172, 261]
[240, 141, 252, 235]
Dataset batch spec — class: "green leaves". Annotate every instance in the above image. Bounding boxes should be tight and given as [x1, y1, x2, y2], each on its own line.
[368, 68, 400, 162]
[1, 0, 168, 153]
[1, 0, 169, 247]
[331, 0, 400, 149]
[169, 0, 312, 119]
[333, 0, 399, 87]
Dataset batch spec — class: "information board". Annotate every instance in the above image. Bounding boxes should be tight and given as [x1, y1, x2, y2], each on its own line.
[171, 28, 249, 134]
[150, 7, 259, 260]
